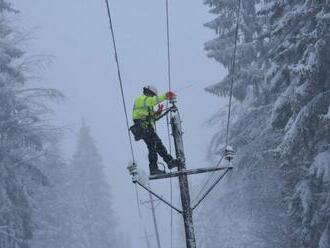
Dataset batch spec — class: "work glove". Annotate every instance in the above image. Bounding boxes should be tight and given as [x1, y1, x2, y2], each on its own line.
[166, 91, 176, 100]
[155, 104, 164, 115]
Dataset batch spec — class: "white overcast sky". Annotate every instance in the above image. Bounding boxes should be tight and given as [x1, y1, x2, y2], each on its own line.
[12, 0, 226, 247]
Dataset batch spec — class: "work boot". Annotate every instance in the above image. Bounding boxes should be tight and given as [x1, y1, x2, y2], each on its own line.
[150, 168, 166, 175]
[167, 159, 181, 170]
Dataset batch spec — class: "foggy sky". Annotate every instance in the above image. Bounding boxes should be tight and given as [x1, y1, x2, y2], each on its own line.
[12, 0, 226, 247]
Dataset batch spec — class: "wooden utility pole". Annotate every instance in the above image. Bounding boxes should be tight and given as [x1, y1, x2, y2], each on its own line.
[149, 193, 162, 248]
[171, 113, 196, 248]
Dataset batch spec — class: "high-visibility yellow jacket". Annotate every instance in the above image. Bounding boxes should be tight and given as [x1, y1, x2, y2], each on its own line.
[132, 94, 167, 124]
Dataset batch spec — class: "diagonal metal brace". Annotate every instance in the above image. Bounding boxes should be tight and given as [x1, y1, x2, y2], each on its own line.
[192, 168, 232, 210]
[136, 181, 182, 215]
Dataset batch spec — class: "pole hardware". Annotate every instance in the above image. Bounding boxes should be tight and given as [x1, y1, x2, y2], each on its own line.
[224, 145, 235, 162]
[149, 166, 232, 180]
[127, 163, 138, 183]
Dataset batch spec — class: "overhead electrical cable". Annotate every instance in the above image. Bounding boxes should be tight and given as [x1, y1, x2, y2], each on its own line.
[225, 0, 242, 147]
[104, 0, 136, 163]
[164, 0, 174, 247]
[192, 0, 242, 205]
[103, 0, 240, 244]
[103, 1, 152, 247]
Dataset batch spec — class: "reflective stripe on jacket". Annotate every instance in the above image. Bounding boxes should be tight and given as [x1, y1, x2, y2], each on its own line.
[132, 94, 167, 123]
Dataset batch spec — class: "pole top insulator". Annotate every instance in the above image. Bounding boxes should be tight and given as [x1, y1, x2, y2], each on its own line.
[127, 162, 150, 185]
[127, 162, 138, 183]
[224, 145, 235, 162]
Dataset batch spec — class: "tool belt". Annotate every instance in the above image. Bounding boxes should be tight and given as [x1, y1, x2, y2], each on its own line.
[130, 119, 151, 141]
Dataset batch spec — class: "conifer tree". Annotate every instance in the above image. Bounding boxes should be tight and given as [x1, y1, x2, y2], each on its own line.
[68, 122, 119, 248]
[0, 2, 62, 247]
[200, 0, 330, 247]
[259, 1, 330, 247]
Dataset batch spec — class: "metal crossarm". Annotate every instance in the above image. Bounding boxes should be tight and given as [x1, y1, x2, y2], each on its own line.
[149, 166, 233, 180]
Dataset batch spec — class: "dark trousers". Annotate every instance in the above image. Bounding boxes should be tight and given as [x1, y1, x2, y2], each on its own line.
[140, 125, 173, 171]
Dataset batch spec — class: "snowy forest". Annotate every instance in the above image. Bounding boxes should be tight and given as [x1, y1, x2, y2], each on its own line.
[0, 0, 329, 248]
[198, 0, 330, 248]
[0, 2, 126, 247]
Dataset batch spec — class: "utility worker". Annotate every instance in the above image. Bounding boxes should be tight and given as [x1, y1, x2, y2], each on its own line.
[131, 85, 180, 175]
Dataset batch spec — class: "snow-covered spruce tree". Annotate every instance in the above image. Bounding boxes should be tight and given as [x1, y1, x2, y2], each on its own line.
[200, 0, 330, 247]
[259, 1, 330, 247]
[197, 1, 290, 247]
[68, 122, 118, 248]
[0, 2, 63, 247]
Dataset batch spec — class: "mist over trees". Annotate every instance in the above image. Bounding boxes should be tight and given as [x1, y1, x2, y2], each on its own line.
[198, 1, 330, 248]
[1, 0, 329, 247]
[0, 2, 63, 246]
[31, 124, 123, 248]
[67, 123, 120, 248]
[0, 2, 122, 247]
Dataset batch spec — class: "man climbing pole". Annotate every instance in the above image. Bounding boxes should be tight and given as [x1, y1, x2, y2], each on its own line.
[130, 85, 180, 175]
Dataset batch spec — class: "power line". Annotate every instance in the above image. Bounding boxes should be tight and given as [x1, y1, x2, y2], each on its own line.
[225, 0, 241, 147]
[164, 0, 174, 247]
[191, 0, 241, 206]
[165, 0, 172, 93]
[103, 2, 151, 248]
[104, 0, 238, 246]
[104, 0, 136, 163]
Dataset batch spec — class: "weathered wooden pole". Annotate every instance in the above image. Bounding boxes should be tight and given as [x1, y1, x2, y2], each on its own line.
[171, 112, 196, 248]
